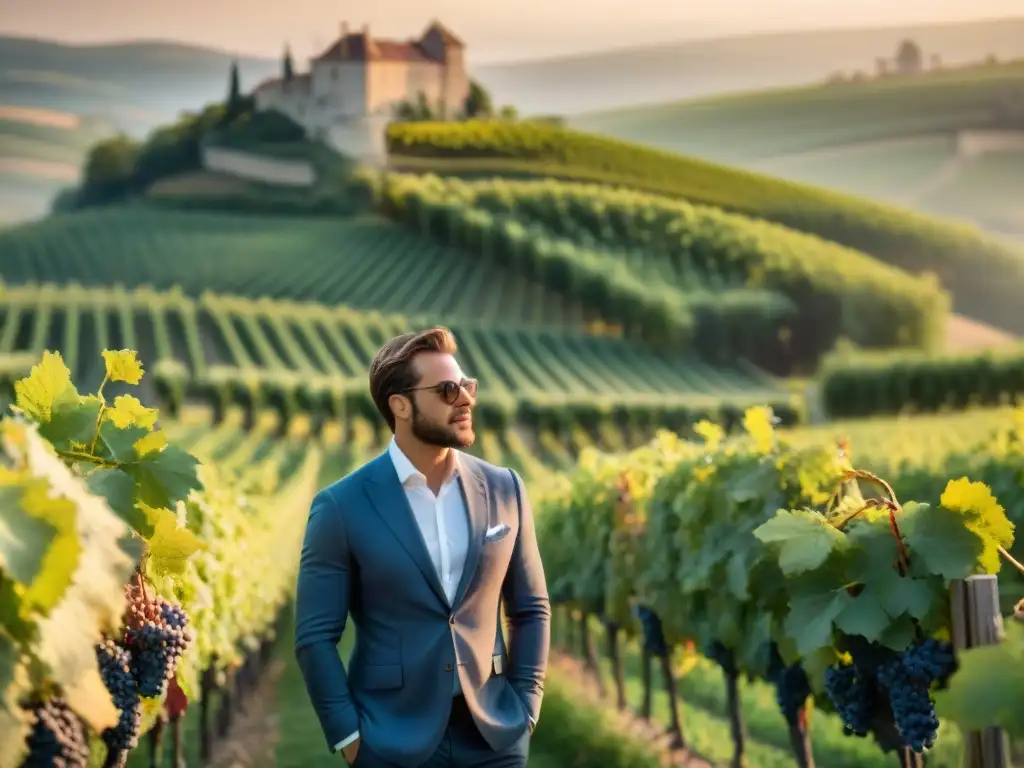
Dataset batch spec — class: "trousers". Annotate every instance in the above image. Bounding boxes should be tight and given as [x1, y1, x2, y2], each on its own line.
[352, 695, 530, 768]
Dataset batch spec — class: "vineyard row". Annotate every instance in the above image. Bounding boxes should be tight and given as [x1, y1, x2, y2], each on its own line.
[0, 283, 799, 434]
[534, 405, 1024, 767]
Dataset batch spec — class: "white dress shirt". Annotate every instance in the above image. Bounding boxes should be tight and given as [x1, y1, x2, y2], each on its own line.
[335, 439, 471, 753]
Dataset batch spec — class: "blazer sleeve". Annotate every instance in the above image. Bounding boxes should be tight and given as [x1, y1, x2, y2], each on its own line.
[501, 467, 551, 723]
[294, 488, 361, 751]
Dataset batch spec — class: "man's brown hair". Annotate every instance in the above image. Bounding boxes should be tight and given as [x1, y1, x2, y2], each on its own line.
[368, 327, 458, 432]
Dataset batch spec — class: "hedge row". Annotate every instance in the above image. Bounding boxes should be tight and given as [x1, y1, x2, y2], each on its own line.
[819, 344, 1024, 418]
[362, 171, 948, 372]
[385, 120, 1024, 334]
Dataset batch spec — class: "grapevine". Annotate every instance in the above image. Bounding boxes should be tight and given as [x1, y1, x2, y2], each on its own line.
[535, 403, 1024, 765]
[755, 464, 1015, 756]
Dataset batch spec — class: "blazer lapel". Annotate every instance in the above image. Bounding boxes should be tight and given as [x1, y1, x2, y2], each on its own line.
[364, 453, 449, 607]
[453, 457, 488, 608]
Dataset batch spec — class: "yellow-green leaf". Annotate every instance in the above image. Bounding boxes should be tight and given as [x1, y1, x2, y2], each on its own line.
[106, 395, 158, 430]
[144, 504, 202, 577]
[13, 351, 76, 423]
[101, 349, 144, 385]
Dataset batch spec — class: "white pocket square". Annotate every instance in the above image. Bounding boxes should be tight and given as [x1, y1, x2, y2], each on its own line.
[485, 523, 510, 541]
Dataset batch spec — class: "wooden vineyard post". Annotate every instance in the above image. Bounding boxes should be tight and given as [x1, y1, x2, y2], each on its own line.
[950, 576, 1009, 768]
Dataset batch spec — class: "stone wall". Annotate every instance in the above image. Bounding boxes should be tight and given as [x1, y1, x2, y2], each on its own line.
[200, 146, 316, 187]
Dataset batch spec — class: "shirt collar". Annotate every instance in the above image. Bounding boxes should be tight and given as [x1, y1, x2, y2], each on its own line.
[388, 437, 461, 487]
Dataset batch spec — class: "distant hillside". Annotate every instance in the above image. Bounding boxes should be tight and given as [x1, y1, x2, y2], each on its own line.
[385, 120, 1024, 336]
[0, 35, 279, 134]
[476, 17, 1024, 116]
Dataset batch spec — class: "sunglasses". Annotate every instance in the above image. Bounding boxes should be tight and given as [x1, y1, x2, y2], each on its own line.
[402, 377, 478, 405]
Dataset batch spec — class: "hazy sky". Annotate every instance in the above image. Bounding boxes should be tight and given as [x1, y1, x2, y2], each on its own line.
[3, 0, 1022, 63]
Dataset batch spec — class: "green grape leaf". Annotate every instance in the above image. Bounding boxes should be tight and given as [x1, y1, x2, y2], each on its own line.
[902, 502, 983, 581]
[125, 444, 202, 510]
[933, 621, 1024, 736]
[144, 506, 202, 577]
[96, 421, 148, 464]
[784, 568, 854, 656]
[848, 520, 941, 620]
[834, 591, 890, 642]
[37, 395, 101, 451]
[875, 569, 938, 620]
[725, 550, 750, 600]
[753, 508, 847, 575]
[878, 615, 917, 651]
[0, 484, 57, 586]
[87, 468, 153, 538]
[726, 460, 777, 503]
[0, 634, 32, 768]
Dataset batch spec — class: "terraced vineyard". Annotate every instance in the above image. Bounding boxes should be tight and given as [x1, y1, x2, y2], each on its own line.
[0, 284, 799, 436]
[0, 208, 590, 327]
[385, 119, 1024, 335]
[376, 173, 948, 363]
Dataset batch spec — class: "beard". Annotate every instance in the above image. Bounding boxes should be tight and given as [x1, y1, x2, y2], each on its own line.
[411, 402, 475, 449]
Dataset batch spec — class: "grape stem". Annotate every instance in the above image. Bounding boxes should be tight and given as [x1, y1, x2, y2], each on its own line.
[89, 373, 110, 455]
[828, 469, 910, 573]
[56, 449, 119, 468]
[998, 545, 1024, 576]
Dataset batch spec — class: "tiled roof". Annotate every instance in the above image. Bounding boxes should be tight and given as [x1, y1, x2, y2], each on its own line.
[253, 73, 311, 93]
[315, 33, 439, 63]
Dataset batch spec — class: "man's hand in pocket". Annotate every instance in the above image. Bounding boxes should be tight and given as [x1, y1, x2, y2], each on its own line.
[342, 738, 360, 764]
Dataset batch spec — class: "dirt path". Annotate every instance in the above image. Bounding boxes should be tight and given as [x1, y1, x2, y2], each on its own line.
[206, 658, 287, 768]
[549, 651, 713, 768]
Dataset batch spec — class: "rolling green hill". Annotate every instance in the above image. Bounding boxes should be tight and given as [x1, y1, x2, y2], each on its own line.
[385, 120, 1024, 335]
[0, 36, 278, 133]
[566, 60, 1024, 241]
[568, 60, 1024, 164]
[0, 105, 114, 220]
[0, 34, 280, 222]
[477, 17, 1024, 117]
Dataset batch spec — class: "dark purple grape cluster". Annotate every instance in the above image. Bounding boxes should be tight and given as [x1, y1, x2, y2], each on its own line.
[127, 614, 190, 698]
[19, 696, 90, 768]
[633, 605, 668, 656]
[95, 638, 143, 759]
[875, 637, 956, 753]
[772, 661, 812, 722]
[123, 591, 193, 699]
[703, 640, 737, 676]
[824, 663, 874, 737]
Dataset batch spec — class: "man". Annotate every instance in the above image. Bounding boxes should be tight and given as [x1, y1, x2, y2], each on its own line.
[294, 327, 550, 767]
